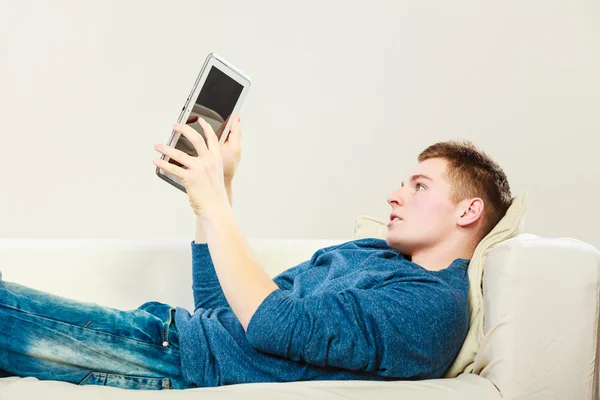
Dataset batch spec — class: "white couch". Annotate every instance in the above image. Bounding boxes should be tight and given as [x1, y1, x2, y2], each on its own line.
[0, 231, 599, 399]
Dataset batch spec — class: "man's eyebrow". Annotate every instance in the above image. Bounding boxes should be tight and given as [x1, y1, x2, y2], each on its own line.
[401, 174, 433, 186]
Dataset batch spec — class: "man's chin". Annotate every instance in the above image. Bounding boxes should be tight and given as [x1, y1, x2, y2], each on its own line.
[385, 234, 412, 255]
[385, 234, 400, 248]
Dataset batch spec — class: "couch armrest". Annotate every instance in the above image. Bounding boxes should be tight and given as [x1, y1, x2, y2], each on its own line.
[473, 234, 600, 400]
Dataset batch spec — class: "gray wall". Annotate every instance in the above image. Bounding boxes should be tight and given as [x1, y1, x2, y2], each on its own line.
[1, 0, 598, 249]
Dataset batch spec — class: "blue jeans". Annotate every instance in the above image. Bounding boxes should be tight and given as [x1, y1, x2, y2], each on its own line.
[0, 271, 190, 390]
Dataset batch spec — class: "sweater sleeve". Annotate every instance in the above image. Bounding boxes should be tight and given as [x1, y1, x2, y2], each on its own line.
[191, 241, 342, 309]
[190, 240, 230, 311]
[244, 281, 468, 379]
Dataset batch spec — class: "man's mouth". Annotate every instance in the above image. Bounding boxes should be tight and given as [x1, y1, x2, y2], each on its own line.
[388, 217, 402, 227]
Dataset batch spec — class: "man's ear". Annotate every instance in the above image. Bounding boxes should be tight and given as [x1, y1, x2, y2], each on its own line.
[456, 198, 484, 228]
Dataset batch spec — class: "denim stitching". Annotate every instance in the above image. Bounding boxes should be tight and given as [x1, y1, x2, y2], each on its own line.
[79, 372, 170, 389]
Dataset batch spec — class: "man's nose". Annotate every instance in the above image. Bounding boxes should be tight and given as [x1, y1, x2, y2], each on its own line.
[387, 187, 405, 207]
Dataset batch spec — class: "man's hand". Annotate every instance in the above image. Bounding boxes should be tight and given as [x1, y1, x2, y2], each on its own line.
[186, 114, 242, 183]
[153, 118, 230, 217]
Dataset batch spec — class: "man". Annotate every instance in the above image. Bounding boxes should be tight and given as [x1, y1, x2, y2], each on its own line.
[0, 116, 512, 390]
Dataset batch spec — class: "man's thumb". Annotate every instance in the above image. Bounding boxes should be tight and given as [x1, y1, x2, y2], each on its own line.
[231, 117, 242, 143]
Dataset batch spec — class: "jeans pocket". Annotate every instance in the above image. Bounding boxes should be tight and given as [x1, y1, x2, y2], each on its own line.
[79, 371, 172, 390]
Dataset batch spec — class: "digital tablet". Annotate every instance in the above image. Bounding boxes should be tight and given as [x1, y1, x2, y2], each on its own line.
[156, 52, 251, 193]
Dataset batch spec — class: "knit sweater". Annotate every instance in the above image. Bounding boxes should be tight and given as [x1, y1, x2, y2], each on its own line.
[174, 238, 470, 388]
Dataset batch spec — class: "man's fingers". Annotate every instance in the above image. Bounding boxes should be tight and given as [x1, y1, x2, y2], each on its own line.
[153, 157, 186, 178]
[156, 143, 195, 169]
[195, 118, 219, 152]
[231, 115, 242, 145]
[174, 123, 208, 155]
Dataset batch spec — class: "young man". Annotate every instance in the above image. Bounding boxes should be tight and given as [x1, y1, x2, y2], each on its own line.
[0, 116, 512, 390]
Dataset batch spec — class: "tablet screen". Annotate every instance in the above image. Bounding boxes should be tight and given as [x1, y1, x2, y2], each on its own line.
[169, 66, 244, 168]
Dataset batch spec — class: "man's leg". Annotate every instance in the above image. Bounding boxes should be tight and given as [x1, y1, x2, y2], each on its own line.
[0, 271, 189, 390]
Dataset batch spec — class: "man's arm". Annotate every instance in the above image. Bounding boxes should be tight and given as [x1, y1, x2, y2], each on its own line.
[195, 181, 233, 244]
[190, 181, 234, 311]
[198, 193, 279, 331]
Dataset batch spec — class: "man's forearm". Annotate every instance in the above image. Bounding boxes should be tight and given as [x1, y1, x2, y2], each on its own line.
[224, 176, 233, 207]
[195, 181, 233, 244]
[198, 203, 279, 332]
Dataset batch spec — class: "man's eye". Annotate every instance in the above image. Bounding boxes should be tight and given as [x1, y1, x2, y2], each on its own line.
[415, 183, 425, 191]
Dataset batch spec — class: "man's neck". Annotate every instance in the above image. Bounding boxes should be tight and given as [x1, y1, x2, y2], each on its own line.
[409, 241, 475, 271]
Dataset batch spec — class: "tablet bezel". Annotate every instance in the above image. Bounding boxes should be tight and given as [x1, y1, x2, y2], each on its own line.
[156, 53, 251, 194]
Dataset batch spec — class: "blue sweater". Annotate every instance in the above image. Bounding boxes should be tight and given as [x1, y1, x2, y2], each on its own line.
[174, 238, 470, 388]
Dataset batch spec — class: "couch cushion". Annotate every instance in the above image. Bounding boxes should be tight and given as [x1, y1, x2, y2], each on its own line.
[353, 192, 528, 378]
[0, 372, 501, 399]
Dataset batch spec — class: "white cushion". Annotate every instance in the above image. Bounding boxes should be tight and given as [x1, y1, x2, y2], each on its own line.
[0, 373, 500, 399]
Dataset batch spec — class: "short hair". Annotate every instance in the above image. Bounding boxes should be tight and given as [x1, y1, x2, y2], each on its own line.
[418, 139, 512, 243]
